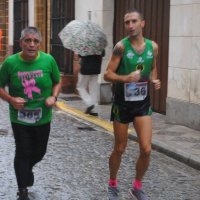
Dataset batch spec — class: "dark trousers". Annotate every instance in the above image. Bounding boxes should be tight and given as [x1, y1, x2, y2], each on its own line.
[11, 122, 50, 189]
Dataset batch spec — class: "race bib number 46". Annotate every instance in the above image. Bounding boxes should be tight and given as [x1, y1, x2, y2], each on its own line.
[124, 82, 148, 101]
[18, 107, 42, 124]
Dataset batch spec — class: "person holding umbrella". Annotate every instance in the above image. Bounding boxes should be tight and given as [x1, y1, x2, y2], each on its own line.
[77, 50, 105, 116]
[104, 9, 161, 200]
[0, 26, 61, 200]
[58, 20, 107, 115]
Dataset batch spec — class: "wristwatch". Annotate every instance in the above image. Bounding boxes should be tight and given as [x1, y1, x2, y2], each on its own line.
[53, 96, 57, 102]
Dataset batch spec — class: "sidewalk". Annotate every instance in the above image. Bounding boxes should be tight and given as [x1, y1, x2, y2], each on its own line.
[56, 93, 200, 171]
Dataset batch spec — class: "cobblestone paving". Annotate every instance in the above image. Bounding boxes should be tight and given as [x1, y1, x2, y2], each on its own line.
[0, 100, 200, 200]
[0, 99, 11, 134]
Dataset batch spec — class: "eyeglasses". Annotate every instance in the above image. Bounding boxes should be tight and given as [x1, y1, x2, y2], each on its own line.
[23, 38, 40, 45]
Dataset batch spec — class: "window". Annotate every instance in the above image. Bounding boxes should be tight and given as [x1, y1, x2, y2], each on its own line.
[51, 0, 75, 74]
[13, 0, 28, 53]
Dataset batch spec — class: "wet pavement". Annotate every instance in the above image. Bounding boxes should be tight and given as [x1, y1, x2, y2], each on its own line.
[0, 96, 200, 200]
[58, 93, 200, 171]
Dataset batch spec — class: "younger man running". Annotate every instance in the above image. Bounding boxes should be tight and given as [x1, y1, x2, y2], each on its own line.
[104, 9, 161, 200]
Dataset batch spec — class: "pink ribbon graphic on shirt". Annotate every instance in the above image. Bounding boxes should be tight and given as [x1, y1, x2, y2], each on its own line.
[22, 78, 41, 99]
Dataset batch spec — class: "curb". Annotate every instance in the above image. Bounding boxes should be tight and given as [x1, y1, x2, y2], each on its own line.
[56, 101, 200, 171]
[55, 101, 134, 134]
[128, 132, 200, 171]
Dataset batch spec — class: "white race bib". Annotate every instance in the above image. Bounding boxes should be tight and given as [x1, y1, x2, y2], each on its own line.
[18, 107, 42, 124]
[124, 82, 148, 101]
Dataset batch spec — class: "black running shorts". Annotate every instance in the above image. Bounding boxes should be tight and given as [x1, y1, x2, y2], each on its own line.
[110, 100, 152, 124]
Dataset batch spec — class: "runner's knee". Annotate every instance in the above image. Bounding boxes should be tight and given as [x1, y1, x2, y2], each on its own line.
[114, 143, 127, 155]
[140, 147, 151, 158]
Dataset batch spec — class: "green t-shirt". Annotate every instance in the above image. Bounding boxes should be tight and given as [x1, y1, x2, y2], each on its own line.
[0, 51, 60, 126]
[114, 37, 154, 104]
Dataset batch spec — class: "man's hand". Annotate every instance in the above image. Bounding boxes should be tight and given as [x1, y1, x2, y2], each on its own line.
[152, 79, 161, 90]
[126, 70, 141, 83]
[45, 96, 57, 107]
[9, 97, 26, 110]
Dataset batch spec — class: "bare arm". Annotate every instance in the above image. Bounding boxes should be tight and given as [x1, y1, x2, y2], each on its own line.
[151, 41, 161, 90]
[45, 80, 62, 107]
[104, 41, 140, 83]
[0, 87, 26, 109]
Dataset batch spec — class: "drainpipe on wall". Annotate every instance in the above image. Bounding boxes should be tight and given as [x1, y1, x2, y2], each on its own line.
[29, 0, 35, 26]
[0, 29, 2, 50]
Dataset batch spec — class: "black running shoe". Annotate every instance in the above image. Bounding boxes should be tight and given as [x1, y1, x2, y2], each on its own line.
[17, 188, 30, 200]
[85, 105, 98, 116]
[85, 105, 94, 113]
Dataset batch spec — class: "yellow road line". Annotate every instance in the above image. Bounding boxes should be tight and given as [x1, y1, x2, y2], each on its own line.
[56, 101, 134, 134]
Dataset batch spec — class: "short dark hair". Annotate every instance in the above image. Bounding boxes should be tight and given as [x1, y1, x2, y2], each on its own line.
[20, 26, 42, 41]
[125, 9, 144, 20]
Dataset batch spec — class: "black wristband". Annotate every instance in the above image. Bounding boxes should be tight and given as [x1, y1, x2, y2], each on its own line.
[53, 96, 57, 102]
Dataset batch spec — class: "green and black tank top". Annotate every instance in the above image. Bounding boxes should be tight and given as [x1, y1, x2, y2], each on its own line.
[113, 37, 154, 105]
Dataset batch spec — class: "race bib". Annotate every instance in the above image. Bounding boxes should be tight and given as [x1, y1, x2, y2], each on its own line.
[18, 107, 42, 124]
[124, 82, 148, 101]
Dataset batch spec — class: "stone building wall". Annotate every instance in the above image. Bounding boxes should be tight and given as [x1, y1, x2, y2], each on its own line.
[0, 1, 8, 62]
[167, 0, 200, 130]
